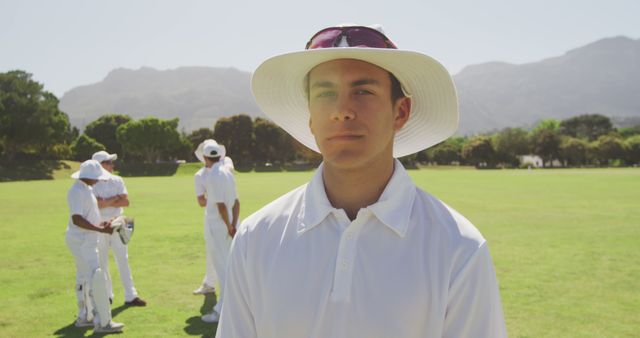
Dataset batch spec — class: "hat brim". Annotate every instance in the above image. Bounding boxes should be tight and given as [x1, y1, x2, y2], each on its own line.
[70, 168, 112, 180]
[251, 47, 459, 158]
[195, 141, 206, 163]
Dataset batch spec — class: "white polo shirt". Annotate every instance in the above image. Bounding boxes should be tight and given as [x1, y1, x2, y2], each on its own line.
[67, 180, 102, 235]
[204, 162, 238, 221]
[223, 157, 234, 171]
[195, 158, 235, 198]
[217, 160, 507, 338]
[92, 175, 128, 221]
[194, 166, 209, 198]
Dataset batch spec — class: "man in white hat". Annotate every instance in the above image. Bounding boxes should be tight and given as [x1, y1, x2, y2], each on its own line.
[192, 139, 234, 296]
[91, 151, 146, 307]
[66, 159, 125, 333]
[196, 140, 240, 323]
[216, 25, 507, 338]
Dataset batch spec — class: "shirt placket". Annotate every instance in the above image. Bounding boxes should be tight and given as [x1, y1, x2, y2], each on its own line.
[330, 209, 369, 303]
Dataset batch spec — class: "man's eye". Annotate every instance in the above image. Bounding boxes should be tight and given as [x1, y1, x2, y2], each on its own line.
[316, 91, 336, 98]
[355, 89, 373, 95]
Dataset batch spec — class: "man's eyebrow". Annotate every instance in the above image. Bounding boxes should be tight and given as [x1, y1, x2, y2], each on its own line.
[310, 81, 335, 90]
[351, 78, 380, 87]
[310, 78, 381, 90]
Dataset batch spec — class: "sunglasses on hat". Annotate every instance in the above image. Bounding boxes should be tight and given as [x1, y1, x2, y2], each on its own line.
[305, 26, 397, 50]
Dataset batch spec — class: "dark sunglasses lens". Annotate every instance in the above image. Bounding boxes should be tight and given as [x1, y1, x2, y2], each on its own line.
[345, 28, 389, 48]
[307, 29, 343, 49]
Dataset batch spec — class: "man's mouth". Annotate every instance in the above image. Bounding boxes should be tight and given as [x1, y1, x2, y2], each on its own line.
[327, 133, 364, 141]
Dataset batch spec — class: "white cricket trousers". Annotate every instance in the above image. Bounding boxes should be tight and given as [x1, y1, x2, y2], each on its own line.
[202, 217, 219, 288]
[204, 217, 232, 313]
[98, 232, 139, 302]
[65, 230, 112, 327]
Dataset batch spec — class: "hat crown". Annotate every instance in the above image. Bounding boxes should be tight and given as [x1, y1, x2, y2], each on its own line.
[92, 150, 117, 162]
[73, 159, 110, 180]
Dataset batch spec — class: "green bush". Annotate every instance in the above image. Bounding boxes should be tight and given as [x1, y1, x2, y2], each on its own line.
[71, 134, 105, 161]
[115, 162, 179, 177]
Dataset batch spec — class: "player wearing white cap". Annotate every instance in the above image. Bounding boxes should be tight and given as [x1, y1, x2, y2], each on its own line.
[192, 139, 235, 296]
[66, 159, 124, 333]
[197, 141, 240, 323]
[91, 151, 146, 307]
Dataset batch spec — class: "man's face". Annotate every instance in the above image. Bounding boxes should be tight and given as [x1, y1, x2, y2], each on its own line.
[100, 161, 114, 173]
[308, 59, 410, 170]
[80, 178, 99, 186]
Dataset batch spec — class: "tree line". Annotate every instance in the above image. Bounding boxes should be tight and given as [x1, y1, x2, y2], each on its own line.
[2, 70, 639, 169]
[417, 116, 640, 168]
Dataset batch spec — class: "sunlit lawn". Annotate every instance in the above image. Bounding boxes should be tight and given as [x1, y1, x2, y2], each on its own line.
[0, 165, 638, 337]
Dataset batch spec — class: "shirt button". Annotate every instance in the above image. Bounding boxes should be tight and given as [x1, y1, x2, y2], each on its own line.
[341, 261, 349, 269]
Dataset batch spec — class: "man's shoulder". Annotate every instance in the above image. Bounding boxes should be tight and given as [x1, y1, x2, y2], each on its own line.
[194, 167, 206, 177]
[208, 164, 234, 180]
[68, 182, 83, 195]
[239, 183, 307, 233]
[94, 175, 123, 188]
[413, 188, 485, 247]
[108, 174, 124, 183]
[68, 182, 91, 200]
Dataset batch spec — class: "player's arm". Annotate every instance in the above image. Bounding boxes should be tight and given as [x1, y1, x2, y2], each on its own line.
[216, 203, 236, 237]
[231, 199, 240, 228]
[71, 214, 113, 234]
[111, 194, 129, 207]
[197, 195, 206, 207]
[442, 243, 507, 338]
[113, 180, 130, 207]
[195, 174, 207, 207]
[97, 196, 118, 208]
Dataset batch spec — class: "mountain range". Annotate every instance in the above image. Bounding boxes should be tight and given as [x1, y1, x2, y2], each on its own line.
[60, 36, 640, 135]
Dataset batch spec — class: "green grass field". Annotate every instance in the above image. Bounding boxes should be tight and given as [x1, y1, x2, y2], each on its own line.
[1, 165, 638, 337]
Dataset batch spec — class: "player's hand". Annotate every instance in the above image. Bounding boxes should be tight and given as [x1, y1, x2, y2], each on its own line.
[227, 225, 236, 238]
[100, 221, 114, 234]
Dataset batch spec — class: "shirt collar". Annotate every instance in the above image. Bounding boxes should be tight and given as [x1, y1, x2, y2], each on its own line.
[366, 159, 416, 237]
[298, 159, 416, 238]
[298, 163, 335, 234]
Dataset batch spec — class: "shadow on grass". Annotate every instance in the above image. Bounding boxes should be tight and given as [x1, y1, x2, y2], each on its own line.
[53, 322, 91, 338]
[0, 160, 69, 181]
[53, 305, 130, 337]
[52, 322, 123, 337]
[111, 304, 130, 318]
[184, 293, 218, 337]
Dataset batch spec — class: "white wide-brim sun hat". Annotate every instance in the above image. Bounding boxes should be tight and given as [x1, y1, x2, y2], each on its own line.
[194, 139, 226, 163]
[251, 46, 459, 158]
[71, 159, 112, 180]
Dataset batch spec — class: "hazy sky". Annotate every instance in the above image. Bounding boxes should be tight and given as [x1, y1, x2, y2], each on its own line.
[2, 0, 639, 96]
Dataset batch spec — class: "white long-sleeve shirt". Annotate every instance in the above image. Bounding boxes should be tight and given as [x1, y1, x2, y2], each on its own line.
[92, 174, 128, 221]
[216, 160, 507, 338]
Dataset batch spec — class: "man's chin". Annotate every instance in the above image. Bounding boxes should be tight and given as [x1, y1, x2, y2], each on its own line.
[322, 149, 370, 170]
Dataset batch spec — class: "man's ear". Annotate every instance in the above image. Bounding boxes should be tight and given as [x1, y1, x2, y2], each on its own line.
[393, 97, 411, 132]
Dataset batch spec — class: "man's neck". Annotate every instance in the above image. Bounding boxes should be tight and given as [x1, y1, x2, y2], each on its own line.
[322, 156, 396, 221]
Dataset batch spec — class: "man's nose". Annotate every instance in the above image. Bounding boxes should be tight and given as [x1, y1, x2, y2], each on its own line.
[330, 96, 356, 121]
